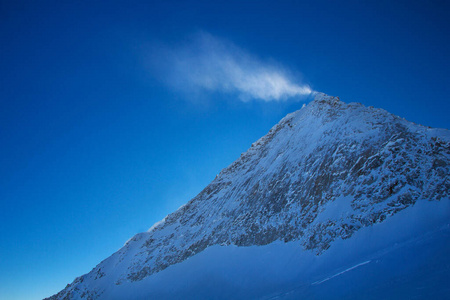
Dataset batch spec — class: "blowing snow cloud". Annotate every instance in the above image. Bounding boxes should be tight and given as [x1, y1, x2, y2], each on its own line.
[148, 32, 313, 102]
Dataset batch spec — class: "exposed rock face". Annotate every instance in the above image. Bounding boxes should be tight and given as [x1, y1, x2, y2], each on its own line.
[46, 93, 450, 299]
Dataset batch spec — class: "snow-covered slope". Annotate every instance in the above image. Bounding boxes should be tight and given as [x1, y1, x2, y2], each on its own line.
[47, 93, 450, 299]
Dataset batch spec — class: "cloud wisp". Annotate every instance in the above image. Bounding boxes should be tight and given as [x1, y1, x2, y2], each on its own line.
[148, 33, 313, 102]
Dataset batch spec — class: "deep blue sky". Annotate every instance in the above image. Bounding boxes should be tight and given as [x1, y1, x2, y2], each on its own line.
[1, 1, 449, 299]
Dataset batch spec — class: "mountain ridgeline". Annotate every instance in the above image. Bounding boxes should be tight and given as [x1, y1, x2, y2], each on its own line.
[47, 93, 450, 299]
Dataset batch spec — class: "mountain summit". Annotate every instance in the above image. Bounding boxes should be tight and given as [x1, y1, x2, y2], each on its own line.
[47, 94, 450, 299]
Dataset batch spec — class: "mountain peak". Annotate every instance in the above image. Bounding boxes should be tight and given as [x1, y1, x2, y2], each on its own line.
[46, 94, 450, 300]
[313, 92, 340, 103]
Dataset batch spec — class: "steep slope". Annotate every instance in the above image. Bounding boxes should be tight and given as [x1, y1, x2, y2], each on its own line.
[47, 93, 450, 299]
[80, 199, 450, 299]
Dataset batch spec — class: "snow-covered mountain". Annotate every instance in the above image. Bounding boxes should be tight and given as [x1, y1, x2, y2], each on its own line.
[47, 93, 450, 299]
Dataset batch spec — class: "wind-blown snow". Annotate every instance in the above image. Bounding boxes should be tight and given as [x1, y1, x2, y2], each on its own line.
[149, 32, 313, 102]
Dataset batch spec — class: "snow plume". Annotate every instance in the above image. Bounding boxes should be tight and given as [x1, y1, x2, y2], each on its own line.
[148, 32, 313, 102]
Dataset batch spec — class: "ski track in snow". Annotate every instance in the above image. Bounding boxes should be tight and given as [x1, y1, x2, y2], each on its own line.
[311, 260, 372, 285]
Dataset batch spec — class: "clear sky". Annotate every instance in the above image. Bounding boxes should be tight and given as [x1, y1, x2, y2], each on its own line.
[1, 0, 449, 299]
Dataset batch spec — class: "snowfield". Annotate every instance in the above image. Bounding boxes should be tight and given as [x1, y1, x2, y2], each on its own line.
[84, 199, 450, 299]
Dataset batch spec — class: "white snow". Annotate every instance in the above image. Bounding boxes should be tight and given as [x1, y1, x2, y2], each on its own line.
[102, 199, 450, 299]
[313, 196, 354, 225]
